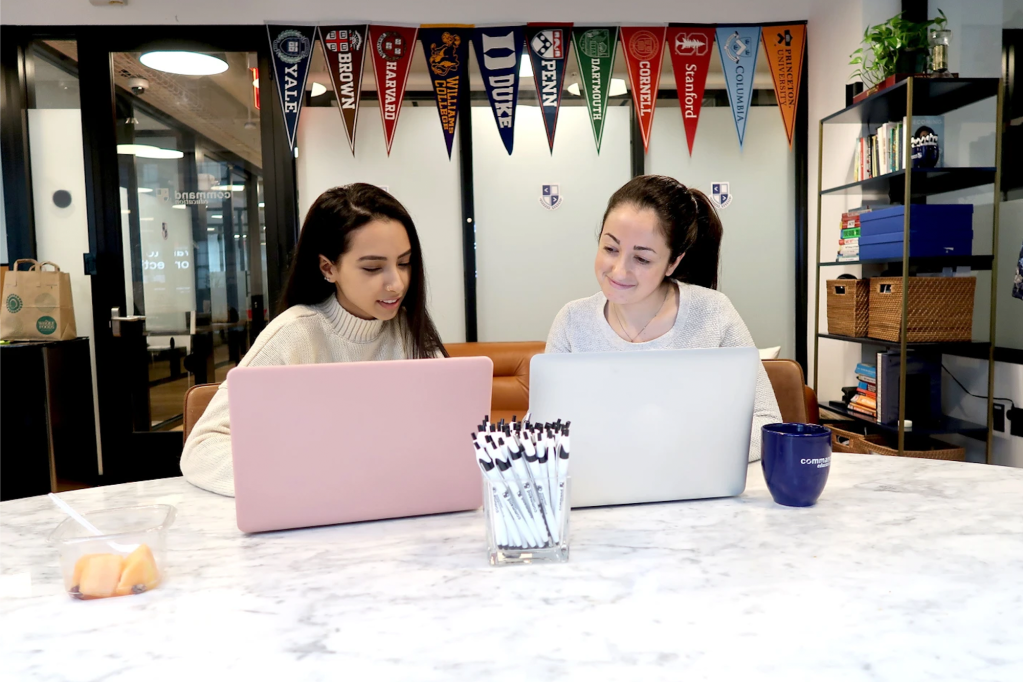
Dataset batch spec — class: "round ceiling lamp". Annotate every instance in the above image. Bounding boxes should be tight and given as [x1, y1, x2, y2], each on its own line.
[140, 51, 228, 76]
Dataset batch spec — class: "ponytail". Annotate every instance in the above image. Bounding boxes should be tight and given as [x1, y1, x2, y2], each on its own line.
[601, 175, 723, 290]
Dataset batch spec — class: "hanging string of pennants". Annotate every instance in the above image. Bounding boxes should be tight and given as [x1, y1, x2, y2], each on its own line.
[267, 21, 806, 156]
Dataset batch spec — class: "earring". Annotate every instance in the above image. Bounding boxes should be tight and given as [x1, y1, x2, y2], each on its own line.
[324, 276, 331, 283]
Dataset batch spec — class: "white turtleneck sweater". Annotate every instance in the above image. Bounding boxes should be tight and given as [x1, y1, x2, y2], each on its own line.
[180, 296, 410, 497]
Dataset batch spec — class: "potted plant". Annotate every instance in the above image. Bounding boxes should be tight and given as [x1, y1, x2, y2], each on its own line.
[849, 9, 948, 100]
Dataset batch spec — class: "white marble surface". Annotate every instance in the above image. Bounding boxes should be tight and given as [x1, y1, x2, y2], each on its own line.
[2, 453, 1023, 681]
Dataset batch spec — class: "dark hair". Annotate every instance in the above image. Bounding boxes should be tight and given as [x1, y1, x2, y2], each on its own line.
[280, 183, 447, 359]
[601, 175, 723, 290]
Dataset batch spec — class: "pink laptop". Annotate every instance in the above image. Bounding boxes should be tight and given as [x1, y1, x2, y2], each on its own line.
[227, 356, 493, 533]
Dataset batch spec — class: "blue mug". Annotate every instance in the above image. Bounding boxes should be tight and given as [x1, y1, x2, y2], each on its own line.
[761, 423, 832, 507]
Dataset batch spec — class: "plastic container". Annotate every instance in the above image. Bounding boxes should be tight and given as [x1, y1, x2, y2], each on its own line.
[48, 504, 175, 600]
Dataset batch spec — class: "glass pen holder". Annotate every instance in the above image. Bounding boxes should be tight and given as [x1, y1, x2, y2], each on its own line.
[483, 474, 570, 566]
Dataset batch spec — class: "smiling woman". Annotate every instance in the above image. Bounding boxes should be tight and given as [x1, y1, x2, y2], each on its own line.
[181, 184, 447, 497]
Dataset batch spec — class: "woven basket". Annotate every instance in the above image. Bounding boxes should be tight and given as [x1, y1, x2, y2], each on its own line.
[867, 277, 975, 342]
[863, 438, 966, 461]
[827, 425, 887, 454]
[826, 279, 870, 337]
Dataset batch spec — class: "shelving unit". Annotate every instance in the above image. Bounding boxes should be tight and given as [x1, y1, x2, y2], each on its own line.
[813, 76, 1004, 461]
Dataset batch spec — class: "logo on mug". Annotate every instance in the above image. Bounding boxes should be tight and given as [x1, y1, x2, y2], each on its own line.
[800, 456, 831, 468]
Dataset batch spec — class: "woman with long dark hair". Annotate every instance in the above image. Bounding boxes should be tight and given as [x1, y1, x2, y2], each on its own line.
[182, 184, 446, 496]
[546, 175, 780, 461]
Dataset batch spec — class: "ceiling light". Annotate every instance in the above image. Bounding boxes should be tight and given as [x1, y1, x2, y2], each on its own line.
[211, 184, 244, 191]
[117, 144, 184, 159]
[140, 217, 155, 221]
[207, 227, 216, 232]
[137, 187, 153, 193]
[609, 78, 628, 97]
[519, 56, 532, 78]
[120, 209, 131, 214]
[310, 82, 327, 97]
[234, 235, 241, 239]
[209, 214, 222, 220]
[258, 202, 265, 208]
[140, 51, 228, 76]
[172, 204, 187, 209]
[567, 83, 580, 96]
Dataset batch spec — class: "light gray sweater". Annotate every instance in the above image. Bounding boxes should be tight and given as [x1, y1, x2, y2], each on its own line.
[545, 281, 782, 462]
[180, 296, 410, 497]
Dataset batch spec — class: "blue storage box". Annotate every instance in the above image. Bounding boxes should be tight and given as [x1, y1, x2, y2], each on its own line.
[858, 205, 973, 259]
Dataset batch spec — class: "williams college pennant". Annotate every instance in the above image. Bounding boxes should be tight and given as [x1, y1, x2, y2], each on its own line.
[473, 25, 525, 156]
[716, 26, 761, 149]
[318, 25, 368, 154]
[571, 26, 618, 154]
[369, 24, 419, 155]
[267, 24, 316, 150]
[762, 24, 806, 147]
[666, 26, 715, 156]
[620, 26, 667, 153]
[420, 25, 472, 159]
[525, 23, 573, 153]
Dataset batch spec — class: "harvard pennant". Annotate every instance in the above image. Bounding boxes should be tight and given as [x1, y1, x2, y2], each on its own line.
[267, 24, 316, 150]
[420, 25, 472, 159]
[525, 23, 572, 153]
[666, 26, 715, 156]
[318, 25, 368, 154]
[762, 24, 806, 147]
[571, 26, 618, 153]
[620, 26, 667, 153]
[369, 24, 419, 155]
[473, 25, 525, 156]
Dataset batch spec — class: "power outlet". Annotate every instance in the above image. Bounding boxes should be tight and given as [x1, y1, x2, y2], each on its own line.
[993, 403, 1005, 432]
[1009, 407, 1023, 438]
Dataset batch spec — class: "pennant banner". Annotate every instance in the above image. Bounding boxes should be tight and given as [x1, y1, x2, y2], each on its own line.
[716, 26, 761, 149]
[420, 25, 472, 159]
[319, 25, 368, 154]
[666, 26, 715, 156]
[571, 26, 619, 153]
[473, 25, 525, 156]
[525, 23, 573, 153]
[762, 24, 806, 147]
[267, 25, 316, 150]
[620, 26, 667, 153]
[369, 25, 419, 155]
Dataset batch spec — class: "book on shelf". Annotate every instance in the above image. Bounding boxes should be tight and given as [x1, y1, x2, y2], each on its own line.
[848, 403, 877, 418]
[857, 388, 878, 399]
[839, 238, 860, 246]
[855, 363, 876, 379]
[841, 228, 861, 238]
[851, 394, 877, 411]
[836, 254, 860, 262]
[857, 380, 876, 391]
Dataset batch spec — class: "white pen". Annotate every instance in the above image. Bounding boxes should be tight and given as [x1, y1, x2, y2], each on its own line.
[503, 434, 550, 546]
[554, 428, 571, 529]
[474, 449, 511, 548]
[476, 438, 534, 548]
[489, 435, 547, 547]
[520, 433, 557, 544]
[483, 434, 542, 548]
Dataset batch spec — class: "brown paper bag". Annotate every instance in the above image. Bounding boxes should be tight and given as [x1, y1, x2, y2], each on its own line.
[1, 259, 78, 341]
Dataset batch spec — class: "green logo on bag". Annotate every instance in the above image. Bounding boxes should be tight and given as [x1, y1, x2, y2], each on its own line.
[5, 294, 22, 313]
[36, 316, 57, 335]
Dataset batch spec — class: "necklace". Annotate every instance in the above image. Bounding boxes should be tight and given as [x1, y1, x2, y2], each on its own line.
[612, 284, 671, 343]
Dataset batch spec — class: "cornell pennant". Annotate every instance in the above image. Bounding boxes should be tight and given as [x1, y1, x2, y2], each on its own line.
[638, 61, 653, 115]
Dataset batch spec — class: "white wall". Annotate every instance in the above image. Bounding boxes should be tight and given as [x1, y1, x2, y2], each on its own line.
[472, 105, 632, 342]
[648, 107, 796, 357]
[27, 109, 103, 471]
[1, 1, 812, 25]
[296, 104, 466, 343]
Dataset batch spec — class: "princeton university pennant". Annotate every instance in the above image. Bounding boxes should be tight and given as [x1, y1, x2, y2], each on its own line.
[620, 27, 667, 153]
[716, 26, 761, 149]
[318, 25, 368, 154]
[571, 26, 618, 153]
[267, 24, 316, 150]
[666, 26, 715, 156]
[762, 24, 806, 147]
[420, 25, 473, 158]
[472, 25, 525, 156]
[525, 23, 573, 153]
[369, 24, 419, 155]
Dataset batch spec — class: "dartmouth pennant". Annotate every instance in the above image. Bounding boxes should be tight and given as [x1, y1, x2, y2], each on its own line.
[716, 26, 761, 149]
[762, 24, 806, 147]
[420, 25, 472, 159]
[369, 25, 419, 155]
[267, 24, 316, 150]
[473, 25, 524, 156]
[318, 25, 368, 154]
[620, 26, 667, 153]
[667, 26, 715, 156]
[571, 26, 618, 153]
[525, 23, 573, 153]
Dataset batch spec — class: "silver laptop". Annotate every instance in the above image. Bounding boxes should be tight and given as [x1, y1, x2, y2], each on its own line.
[529, 348, 759, 508]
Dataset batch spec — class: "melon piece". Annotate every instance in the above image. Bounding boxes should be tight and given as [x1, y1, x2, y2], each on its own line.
[114, 543, 160, 596]
[70, 553, 105, 592]
[78, 554, 124, 599]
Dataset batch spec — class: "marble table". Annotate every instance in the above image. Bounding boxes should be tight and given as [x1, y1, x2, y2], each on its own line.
[2, 453, 1022, 681]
